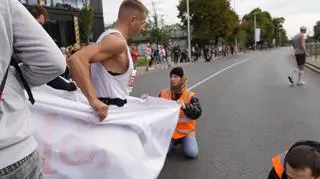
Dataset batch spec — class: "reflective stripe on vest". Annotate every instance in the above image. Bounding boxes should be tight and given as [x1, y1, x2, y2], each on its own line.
[175, 128, 193, 134]
[178, 90, 193, 123]
[272, 151, 287, 178]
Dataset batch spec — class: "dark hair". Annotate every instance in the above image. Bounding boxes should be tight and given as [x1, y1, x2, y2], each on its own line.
[170, 67, 184, 78]
[27, 5, 48, 20]
[285, 145, 320, 177]
[118, 0, 149, 18]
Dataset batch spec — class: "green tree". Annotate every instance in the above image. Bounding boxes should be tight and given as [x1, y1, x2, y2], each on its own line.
[272, 17, 289, 45]
[313, 21, 320, 41]
[137, 1, 171, 45]
[153, 26, 171, 45]
[177, 0, 238, 45]
[277, 29, 289, 45]
[242, 8, 275, 46]
[79, 5, 94, 43]
[242, 8, 289, 47]
[130, 19, 170, 45]
[235, 22, 249, 49]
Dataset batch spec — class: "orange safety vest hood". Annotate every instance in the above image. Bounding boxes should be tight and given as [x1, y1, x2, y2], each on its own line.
[160, 88, 196, 140]
[272, 151, 287, 178]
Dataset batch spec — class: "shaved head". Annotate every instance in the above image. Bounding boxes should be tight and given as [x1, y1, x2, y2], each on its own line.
[116, 0, 148, 38]
[118, 0, 149, 20]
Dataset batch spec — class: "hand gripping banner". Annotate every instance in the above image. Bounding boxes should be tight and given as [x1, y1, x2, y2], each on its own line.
[29, 86, 180, 179]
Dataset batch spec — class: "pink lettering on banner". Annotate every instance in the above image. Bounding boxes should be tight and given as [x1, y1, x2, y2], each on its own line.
[59, 134, 110, 168]
[41, 114, 110, 175]
[128, 70, 136, 88]
[128, 75, 136, 87]
[42, 113, 59, 174]
[59, 135, 96, 165]
[97, 159, 109, 169]
[43, 142, 58, 174]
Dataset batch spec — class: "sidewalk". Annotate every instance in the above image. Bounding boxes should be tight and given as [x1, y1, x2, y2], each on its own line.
[135, 56, 217, 76]
[136, 61, 192, 76]
[136, 53, 245, 76]
[306, 56, 320, 73]
[307, 56, 320, 68]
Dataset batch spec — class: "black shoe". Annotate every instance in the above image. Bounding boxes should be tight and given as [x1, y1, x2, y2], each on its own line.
[288, 76, 294, 84]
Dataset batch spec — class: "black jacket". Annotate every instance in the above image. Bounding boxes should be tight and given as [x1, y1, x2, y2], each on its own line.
[268, 168, 286, 179]
[159, 92, 202, 119]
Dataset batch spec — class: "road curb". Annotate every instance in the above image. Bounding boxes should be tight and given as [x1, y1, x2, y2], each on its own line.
[136, 62, 191, 76]
[306, 62, 320, 73]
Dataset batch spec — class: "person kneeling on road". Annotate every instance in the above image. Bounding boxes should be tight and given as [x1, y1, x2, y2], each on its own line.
[269, 140, 320, 179]
[159, 67, 202, 159]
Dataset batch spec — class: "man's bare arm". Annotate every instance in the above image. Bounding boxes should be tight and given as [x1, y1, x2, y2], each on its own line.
[300, 34, 305, 53]
[67, 34, 126, 103]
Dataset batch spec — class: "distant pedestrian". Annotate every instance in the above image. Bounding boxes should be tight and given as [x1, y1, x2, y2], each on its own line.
[288, 26, 308, 86]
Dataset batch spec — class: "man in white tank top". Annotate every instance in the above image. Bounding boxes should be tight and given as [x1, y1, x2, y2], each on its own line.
[67, 0, 148, 120]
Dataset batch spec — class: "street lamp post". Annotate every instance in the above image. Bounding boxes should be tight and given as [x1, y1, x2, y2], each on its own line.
[186, 0, 192, 60]
[279, 31, 281, 46]
[254, 12, 257, 50]
[234, 0, 238, 53]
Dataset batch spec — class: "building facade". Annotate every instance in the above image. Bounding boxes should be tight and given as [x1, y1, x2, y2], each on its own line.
[19, 0, 104, 47]
[90, 0, 104, 42]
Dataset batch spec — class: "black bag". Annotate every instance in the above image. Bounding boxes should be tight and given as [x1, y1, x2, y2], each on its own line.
[0, 57, 35, 104]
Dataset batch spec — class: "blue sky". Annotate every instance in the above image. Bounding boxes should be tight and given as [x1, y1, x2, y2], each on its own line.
[102, 0, 320, 38]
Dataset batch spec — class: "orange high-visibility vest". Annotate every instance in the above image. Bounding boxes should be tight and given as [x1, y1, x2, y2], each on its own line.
[271, 151, 287, 178]
[160, 88, 196, 140]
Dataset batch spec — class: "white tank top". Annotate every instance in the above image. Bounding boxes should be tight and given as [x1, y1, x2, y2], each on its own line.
[91, 29, 136, 99]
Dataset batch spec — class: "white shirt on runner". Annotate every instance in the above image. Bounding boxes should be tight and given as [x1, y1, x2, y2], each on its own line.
[91, 29, 136, 99]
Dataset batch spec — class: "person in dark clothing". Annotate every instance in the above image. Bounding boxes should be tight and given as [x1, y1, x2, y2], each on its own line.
[147, 47, 155, 70]
[194, 45, 200, 61]
[27, 5, 77, 92]
[268, 140, 320, 179]
[173, 46, 181, 64]
[159, 67, 202, 159]
[153, 47, 160, 67]
[204, 46, 212, 62]
[230, 45, 234, 55]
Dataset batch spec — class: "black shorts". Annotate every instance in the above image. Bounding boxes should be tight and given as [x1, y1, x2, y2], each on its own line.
[295, 54, 306, 66]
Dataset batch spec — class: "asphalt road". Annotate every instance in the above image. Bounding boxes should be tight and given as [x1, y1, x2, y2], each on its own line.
[132, 48, 320, 179]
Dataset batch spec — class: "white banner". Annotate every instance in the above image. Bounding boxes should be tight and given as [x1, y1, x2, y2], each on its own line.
[29, 86, 180, 179]
[255, 28, 261, 42]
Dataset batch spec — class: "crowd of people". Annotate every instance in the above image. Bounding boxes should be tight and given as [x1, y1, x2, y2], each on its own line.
[129, 43, 238, 72]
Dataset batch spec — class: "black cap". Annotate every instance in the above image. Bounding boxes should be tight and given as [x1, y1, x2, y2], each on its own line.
[170, 67, 184, 78]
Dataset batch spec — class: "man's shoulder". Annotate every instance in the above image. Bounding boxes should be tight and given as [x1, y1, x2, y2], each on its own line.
[101, 33, 126, 45]
[99, 34, 127, 54]
[99, 29, 126, 42]
[294, 33, 305, 39]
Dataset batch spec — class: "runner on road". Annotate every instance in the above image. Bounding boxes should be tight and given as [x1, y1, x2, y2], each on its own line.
[68, 0, 148, 120]
[288, 26, 308, 86]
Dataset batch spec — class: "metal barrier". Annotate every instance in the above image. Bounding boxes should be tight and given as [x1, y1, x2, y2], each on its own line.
[306, 43, 320, 60]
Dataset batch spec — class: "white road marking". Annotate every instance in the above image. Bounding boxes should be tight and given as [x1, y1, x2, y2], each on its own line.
[189, 59, 250, 90]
